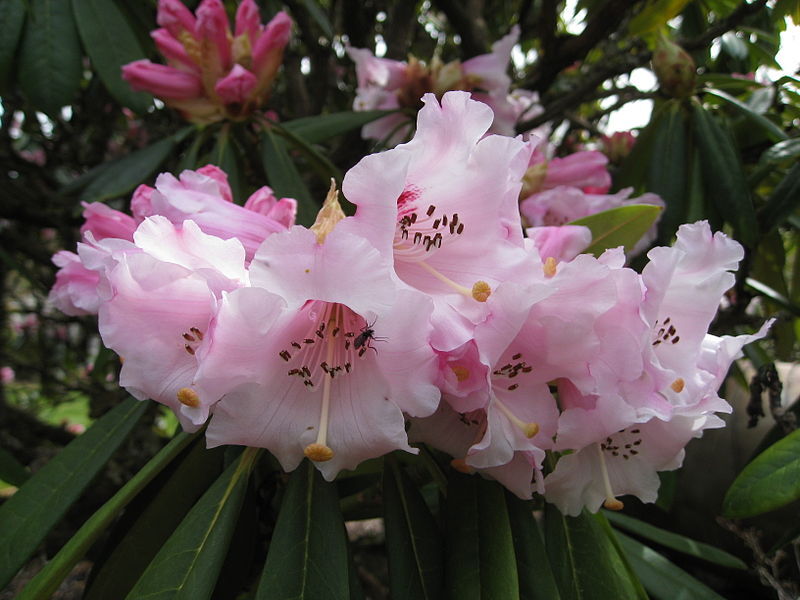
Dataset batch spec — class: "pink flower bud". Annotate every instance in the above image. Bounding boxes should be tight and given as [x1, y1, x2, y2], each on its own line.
[214, 64, 258, 106]
[652, 34, 696, 99]
[252, 11, 291, 88]
[196, 0, 232, 69]
[601, 131, 636, 164]
[197, 164, 234, 202]
[122, 60, 203, 99]
[235, 0, 262, 42]
[151, 28, 198, 72]
[244, 187, 297, 228]
[157, 0, 198, 38]
[80, 202, 137, 241]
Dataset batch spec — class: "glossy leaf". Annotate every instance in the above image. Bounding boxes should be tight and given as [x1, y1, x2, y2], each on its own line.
[570, 204, 662, 256]
[723, 428, 800, 518]
[18, 431, 198, 600]
[260, 128, 316, 226]
[125, 447, 260, 600]
[505, 492, 561, 600]
[760, 138, 800, 164]
[210, 125, 244, 203]
[382, 457, 443, 600]
[18, 0, 82, 117]
[257, 459, 350, 600]
[617, 532, 726, 600]
[0, 448, 29, 487]
[604, 511, 746, 569]
[758, 162, 800, 234]
[444, 473, 519, 600]
[690, 101, 758, 247]
[272, 122, 343, 185]
[703, 87, 787, 142]
[72, 0, 152, 113]
[0, 398, 148, 589]
[282, 110, 393, 145]
[543, 505, 643, 600]
[0, 0, 26, 91]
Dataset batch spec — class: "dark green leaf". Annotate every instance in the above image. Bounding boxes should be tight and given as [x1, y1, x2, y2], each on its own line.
[543, 505, 642, 600]
[0, 398, 148, 589]
[210, 125, 244, 203]
[18, 0, 82, 117]
[272, 122, 343, 185]
[703, 88, 787, 142]
[744, 278, 800, 318]
[260, 128, 316, 226]
[18, 431, 198, 600]
[72, 0, 152, 113]
[0, 448, 29, 487]
[760, 138, 800, 164]
[570, 204, 662, 256]
[758, 162, 800, 234]
[604, 511, 746, 569]
[444, 473, 519, 600]
[505, 492, 561, 600]
[690, 101, 758, 247]
[723, 428, 800, 518]
[382, 457, 443, 600]
[0, 0, 26, 91]
[617, 532, 726, 600]
[282, 110, 394, 145]
[125, 447, 260, 600]
[300, 0, 333, 38]
[257, 459, 350, 600]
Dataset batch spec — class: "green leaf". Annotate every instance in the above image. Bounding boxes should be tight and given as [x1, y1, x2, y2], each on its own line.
[282, 110, 394, 145]
[0, 0, 26, 91]
[617, 532, 726, 600]
[72, 0, 152, 113]
[444, 473, 519, 600]
[79, 129, 190, 204]
[628, 0, 692, 36]
[0, 448, 29, 487]
[84, 440, 225, 600]
[543, 505, 642, 600]
[758, 162, 800, 234]
[260, 128, 316, 226]
[125, 447, 260, 600]
[723, 428, 800, 518]
[505, 492, 561, 600]
[760, 138, 800, 164]
[702, 88, 787, 142]
[0, 398, 148, 589]
[272, 122, 343, 185]
[18, 0, 83, 117]
[210, 125, 243, 202]
[382, 457, 443, 600]
[690, 101, 758, 247]
[299, 0, 333, 38]
[604, 511, 746, 569]
[569, 204, 662, 256]
[18, 431, 198, 600]
[256, 459, 350, 600]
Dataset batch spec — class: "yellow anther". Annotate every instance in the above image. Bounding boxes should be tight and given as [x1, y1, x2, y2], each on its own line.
[472, 280, 492, 302]
[670, 378, 685, 393]
[450, 458, 475, 474]
[177, 387, 200, 408]
[304, 443, 334, 462]
[603, 498, 625, 511]
[310, 179, 345, 244]
[451, 365, 470, 382]
[522, 422, 540, 439]
[231, 33, 252, 67]
[543, 257, 557, 278]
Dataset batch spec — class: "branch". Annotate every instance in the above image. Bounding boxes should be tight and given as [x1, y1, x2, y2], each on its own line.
[433, 0, 490, 58]
[385, 0, 420, 60]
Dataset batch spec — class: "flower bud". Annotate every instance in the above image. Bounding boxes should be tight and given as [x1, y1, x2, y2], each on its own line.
[652, 34, 696, 99]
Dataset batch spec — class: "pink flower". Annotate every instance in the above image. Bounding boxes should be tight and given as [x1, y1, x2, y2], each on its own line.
[601, 131, 636, 164]
[122, 0, 292, 123]
[80, 202, 137, 241]
[49, 251, 103, 316]
[1, 366, 15, 384]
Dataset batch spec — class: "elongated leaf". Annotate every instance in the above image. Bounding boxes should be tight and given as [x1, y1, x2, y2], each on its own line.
[0, 398, 148, 589]
[0, 448, 29, 487]
[300, 0, 333, 38]
[570, 204, 662, 256]
[125, 447, 260, 600]
[79, 131, 189, 204]
[617, 532, 726, 600]
[382, 457, 443, 600]
[18, 431, 197, 600]
[210, 125, 243, 203]
[260, 128, 316, 226]
[758, 162, 800, 234]
[84, 440, 225, 600]
[691, 101, 758, 247]
[257, 459, 350, 600]
[0, 0, 26, 91]
[72, 0, 152, 113]
[19, 0, 83, 117]
[703, 88, 786, 142]
[444, 474, 519, 600]
[604, 511, 746, 570]
[543, 505, 642, 600]
[723, 428, 800, 518]
[505, 492, 561, 600]
[281, 110, 393, 145]
[272, 122, 343, 184]
[628, 0, 692, 35]
[760, 138, 800, 164]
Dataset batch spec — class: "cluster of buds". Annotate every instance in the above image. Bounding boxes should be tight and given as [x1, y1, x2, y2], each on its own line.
[122, 0, 291, 123]
[50, 92, 768, 515]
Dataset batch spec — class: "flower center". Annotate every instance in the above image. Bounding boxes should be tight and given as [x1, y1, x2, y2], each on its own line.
[181, 326, 205, 356]
[652, 316, 681, 346]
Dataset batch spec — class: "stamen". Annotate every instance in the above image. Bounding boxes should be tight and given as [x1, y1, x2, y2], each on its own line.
[416, 260, 474, 298]
[543, 257, 557, 278]
[494, 396, 539, 438]
[670, 378, 685, 393]
[304, 315, 337, 462]
[471, 280, 492, 302]
[177, 387, 200, 408]
[451, 365, 470, 382]
[596, 443, 624, 511]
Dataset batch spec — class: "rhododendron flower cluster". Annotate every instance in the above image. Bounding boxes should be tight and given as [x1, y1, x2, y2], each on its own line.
[122, 0, 291, 123]
[49, 92, 768, 515]
[347, 27, 539, 145]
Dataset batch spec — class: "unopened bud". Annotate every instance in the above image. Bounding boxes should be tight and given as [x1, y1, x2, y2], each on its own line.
[652, 34, 696, 99]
